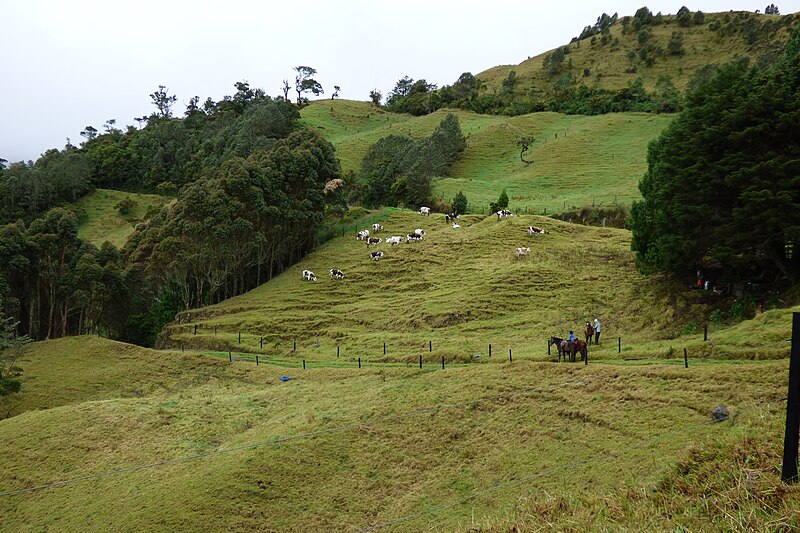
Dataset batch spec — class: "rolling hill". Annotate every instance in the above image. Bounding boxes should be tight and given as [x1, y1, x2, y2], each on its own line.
[478, 10, 797, 97]
[300, 100, 671, 213]
[1, 335, 797, 531]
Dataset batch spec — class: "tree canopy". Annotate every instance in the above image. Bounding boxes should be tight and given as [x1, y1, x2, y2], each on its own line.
[630, 26, 800, 286]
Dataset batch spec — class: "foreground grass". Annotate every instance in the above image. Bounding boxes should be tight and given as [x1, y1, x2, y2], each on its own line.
[300, 100, 671, 213]
[74, 189, 174, 248]
[1, 337, 796, 531]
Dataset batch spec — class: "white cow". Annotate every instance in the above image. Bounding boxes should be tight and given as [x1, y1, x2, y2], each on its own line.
[302, 269, 317, 281]
[419, 207, 431, 216]
[385, 236, 403, 245]
[452, 222, 461, 229]
[414, 229, 426, 236]
[356, 229, 370, 241]
[514, 247, 531, 259]
[372, 224, 384, 232]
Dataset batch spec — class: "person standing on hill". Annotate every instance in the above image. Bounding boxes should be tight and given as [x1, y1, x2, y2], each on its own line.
[593, 318, 601, 344]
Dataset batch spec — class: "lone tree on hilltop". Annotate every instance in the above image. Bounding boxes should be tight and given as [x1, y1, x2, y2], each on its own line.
[294, 66, 324, 104]
[331, 85, 340, 100]
[369, 89, 382, 106]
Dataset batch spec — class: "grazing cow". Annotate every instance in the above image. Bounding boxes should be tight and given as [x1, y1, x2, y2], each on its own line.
[515, 247, 531, 258]
[329, 268, 344, 280]
[356, 229, 370, 241]
[406, 233, 423, 242]
[528, 226, 545, 235]
[372, 224, 384, 232]
[366, 237, 382, 246]
[496, 209, 513, 220]
[414, 229, 426, 236]
[385, 236, 403, 245]
[302, 269, 317, 282]
[452, 222, 461, 229]
[445, 212, 459, 223]
[419, 206, 431, 216]
[370, 251, 385, 261]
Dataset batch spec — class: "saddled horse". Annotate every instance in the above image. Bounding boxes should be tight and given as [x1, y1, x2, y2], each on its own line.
[549, 336, 588, 362]
[584, 322, 594, 345]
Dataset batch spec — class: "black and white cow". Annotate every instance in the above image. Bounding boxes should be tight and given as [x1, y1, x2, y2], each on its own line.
[445, 212, 458, 223]
[528, 226, 545, 235]
[370, 251, 385, 260]
[356, 229, 370, 241]
[385, 236, 403, 245]
[406, 233, 423, 242]
[302, 269, 317, 281]
[419, 206, 431, 216]
[497, 209, 513, 220]
[372, 223, 384, 232]
[329, 268, 344, 279]
[366, 237, 382, 246]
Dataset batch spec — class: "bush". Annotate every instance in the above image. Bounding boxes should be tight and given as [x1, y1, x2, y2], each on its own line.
[452, 191, 468, 215]
[114, 197, 138, 216]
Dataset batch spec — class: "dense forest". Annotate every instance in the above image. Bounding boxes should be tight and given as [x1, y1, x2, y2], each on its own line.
[630, 25, 800, 291]
[0, 82, 354, 345]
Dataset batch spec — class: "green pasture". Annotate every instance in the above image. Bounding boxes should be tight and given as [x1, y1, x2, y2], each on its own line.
[167, 209, 795, 364]
[300, 100, 671, 213]
[1, 335, 796, 531]
[74, 188, 174, 248]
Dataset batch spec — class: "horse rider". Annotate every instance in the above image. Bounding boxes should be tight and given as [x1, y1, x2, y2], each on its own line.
[568, 330, 576, 342]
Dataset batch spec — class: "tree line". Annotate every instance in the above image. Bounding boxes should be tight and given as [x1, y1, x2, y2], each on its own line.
[630, 25, 800, 290]
[0, 80, 343, 345]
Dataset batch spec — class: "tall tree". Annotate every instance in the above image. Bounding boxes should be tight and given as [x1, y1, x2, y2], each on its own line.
[150, 85, 178, 118]
[293, 66, 323, 104]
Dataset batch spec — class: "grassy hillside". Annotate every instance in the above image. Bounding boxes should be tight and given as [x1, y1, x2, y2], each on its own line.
[1, 336, 797, 531]
[74, 189, 174, 248]
[301, 100, 671, 212]
[162, 209, 795, 362]
[478, 10, 796, 96]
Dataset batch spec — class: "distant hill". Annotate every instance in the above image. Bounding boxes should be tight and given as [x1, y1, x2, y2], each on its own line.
[477, 9, 797, 101]
[301, 100, 671, 213]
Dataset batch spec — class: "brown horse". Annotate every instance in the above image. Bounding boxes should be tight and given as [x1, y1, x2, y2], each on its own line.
[584, 322, 594, 345]
[549, 336, 569, 362]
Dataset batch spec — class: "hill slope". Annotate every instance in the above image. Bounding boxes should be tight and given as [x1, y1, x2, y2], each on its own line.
[478, 10, 797, 97]
[1, 337, 796, 530]
[301, 100, 671, 212]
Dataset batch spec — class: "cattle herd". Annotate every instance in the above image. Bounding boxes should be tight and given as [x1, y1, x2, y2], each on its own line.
[300, 208, 549, 283]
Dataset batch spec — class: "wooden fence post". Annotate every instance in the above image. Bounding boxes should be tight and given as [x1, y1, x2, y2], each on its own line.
[358, 357, 361, 369]
[704, 324, 708, 341]
[194, 324, 197, 335]
[618, 337, 621, 354]
[303, 360, 306, 369]
[429, 340, 432, 352]
[256, 355, 259, 365]
[260, 337, 263, 349]
[782, 312, 800, 483]
[489, 344, 492, 357]
[238, 332, 241, 343]
[684, 348, 688, 368]
[228, 352, 232, 362]
[419, 355, 422, 369]
[384, 342, 386, 355]
[509, 349, 512, 363]
[337, 346, 340, 358]
[293, 340, 296, 352]
[547, 341, 550, 356]
[441, 356, 445, 370]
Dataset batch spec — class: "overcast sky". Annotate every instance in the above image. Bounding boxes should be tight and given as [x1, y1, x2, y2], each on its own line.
[2, 0, 798, 163]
